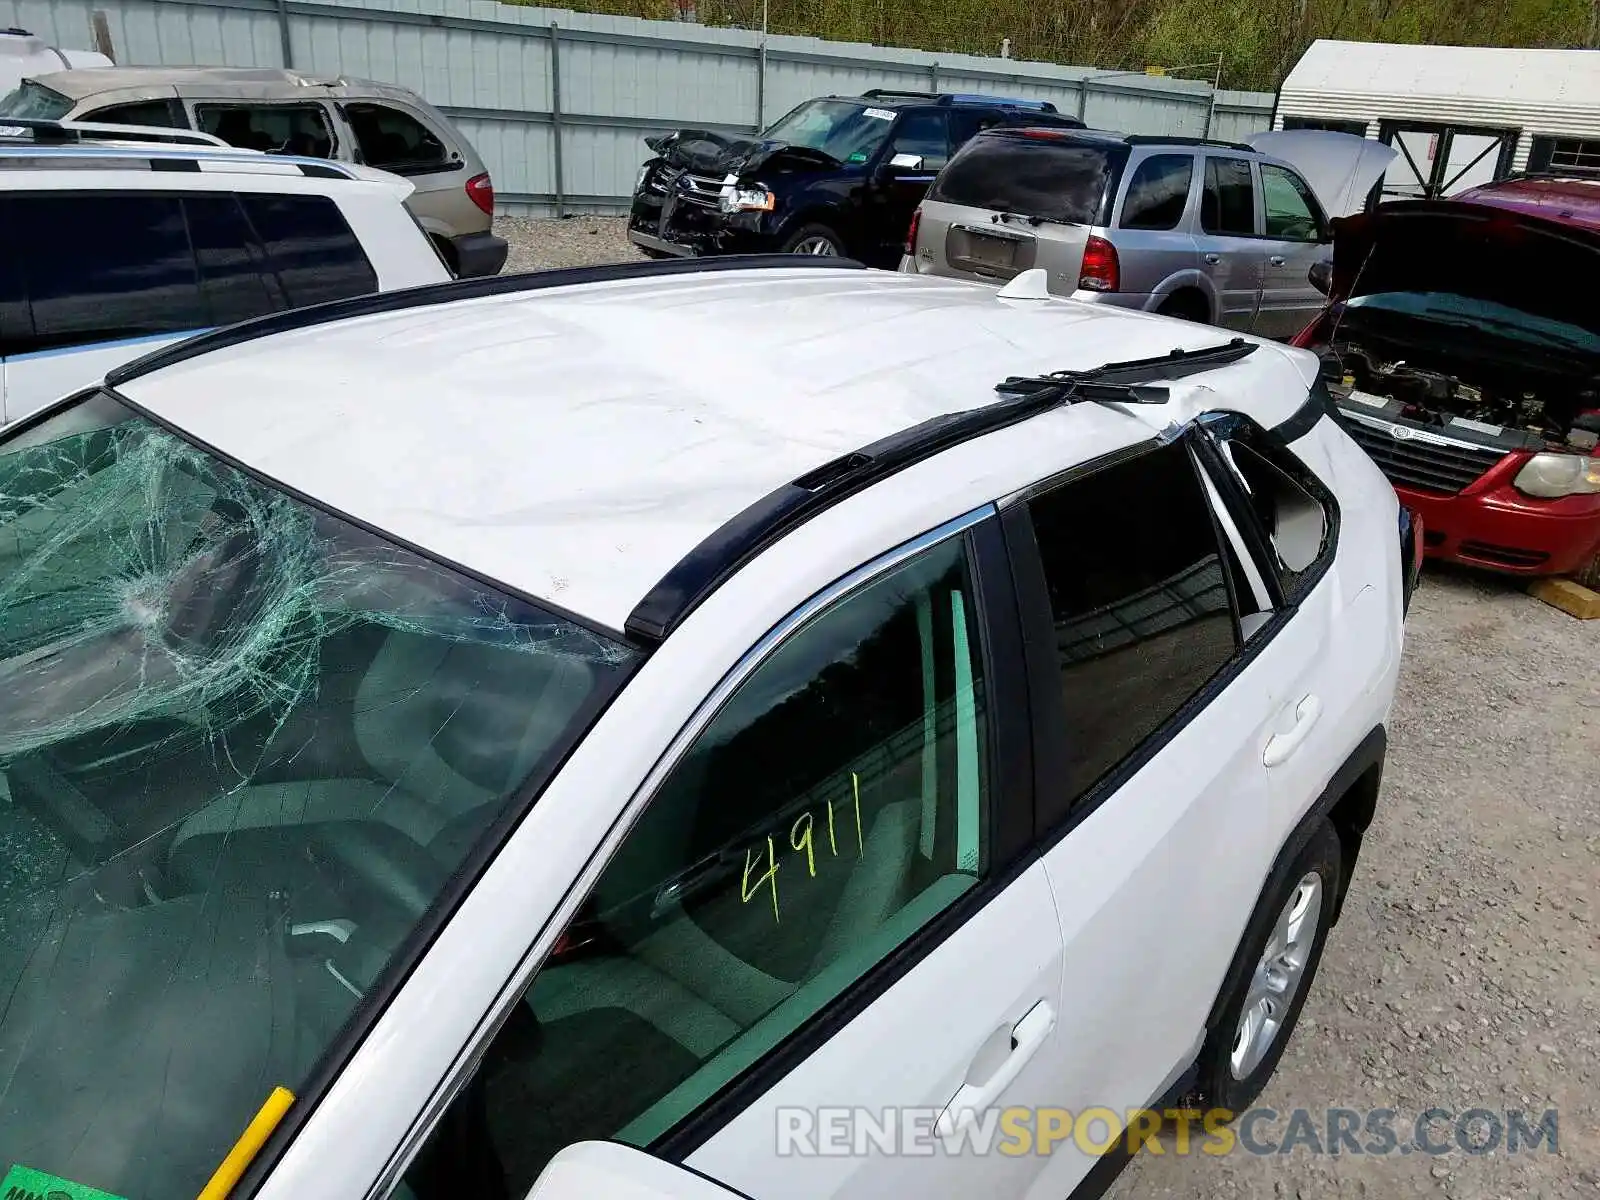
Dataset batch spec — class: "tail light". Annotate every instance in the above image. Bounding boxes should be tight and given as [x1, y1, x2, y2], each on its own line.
[904, 206, 922, 256]
[1078, 235, 1119, 292]
[466, 172, 495, 217]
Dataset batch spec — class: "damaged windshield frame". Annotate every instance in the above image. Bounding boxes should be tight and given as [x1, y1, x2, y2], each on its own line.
[0, 385, 644, 1200]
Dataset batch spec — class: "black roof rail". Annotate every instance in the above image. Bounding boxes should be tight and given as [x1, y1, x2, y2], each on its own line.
[624, 338, 1257, 642]
[1123, 134, 1255, 153]
[860, 88, 941, 100]
[105, 254, 867, 386]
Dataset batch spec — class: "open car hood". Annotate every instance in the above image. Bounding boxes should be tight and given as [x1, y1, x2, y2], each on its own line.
[643, 128, 837, 176]
[1329, 199, 1600, 338]
[1246, 130, 1396, 218]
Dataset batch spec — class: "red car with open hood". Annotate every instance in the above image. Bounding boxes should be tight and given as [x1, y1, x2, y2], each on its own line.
[1293, 175, 1600, 587]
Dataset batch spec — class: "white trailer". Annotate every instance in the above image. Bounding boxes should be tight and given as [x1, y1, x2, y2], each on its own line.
[1273, 39, 1600, 202]
[0, 28, 111, 100]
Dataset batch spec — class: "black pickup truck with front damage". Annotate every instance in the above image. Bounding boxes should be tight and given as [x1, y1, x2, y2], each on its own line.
[627, 90, 1083, 268]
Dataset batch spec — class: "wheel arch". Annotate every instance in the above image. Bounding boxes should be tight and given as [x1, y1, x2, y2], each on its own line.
[1201, 724, 1388, 1036]
[1150, 269, 1220, 321]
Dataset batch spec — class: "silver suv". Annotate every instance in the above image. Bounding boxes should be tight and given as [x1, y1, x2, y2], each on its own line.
[903, 129, 1391, 339]
[0, 66, 506, 277]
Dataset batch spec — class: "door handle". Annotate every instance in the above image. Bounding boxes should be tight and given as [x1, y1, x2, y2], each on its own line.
[1269, 255, 1287, 266]
[1263, 695, 1322, 768]
[1204, 252, 1221, 264]
[936, 999, 1056, 1137]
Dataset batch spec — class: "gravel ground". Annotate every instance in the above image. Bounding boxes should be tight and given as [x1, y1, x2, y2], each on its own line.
[499, 216, 1600, 1197]
[498, 214, 641, 273]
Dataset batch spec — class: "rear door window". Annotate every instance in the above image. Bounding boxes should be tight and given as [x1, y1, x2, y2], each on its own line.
[183, 194, 280, 325]
[7, 193, 208, 354]
[238, 193, 378, 306]
[929, 135, 1116, 224]
[196, 102, 335, 158]
[1118, 153, 1195, 230]
[888, 110, 951, 170]
[1022, 439, 1239, 808]
[1201, 156, 1257, 236]
[343, 102, 455, 174]
[948, 109, 1003, 148]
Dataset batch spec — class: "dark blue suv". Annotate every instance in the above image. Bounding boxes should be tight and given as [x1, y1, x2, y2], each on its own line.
[627, 90, 1084, 268]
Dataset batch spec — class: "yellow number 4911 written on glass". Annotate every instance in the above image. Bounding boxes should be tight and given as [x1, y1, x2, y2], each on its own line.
[741, 771, 866, 925]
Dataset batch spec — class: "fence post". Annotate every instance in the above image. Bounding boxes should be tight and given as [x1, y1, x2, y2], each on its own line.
[1077, 79, 1090, 121]
[929, 61, 938, 92]
[89, 10, 116, 62]
[550, 23, 565, 218]
[756, 42, 766, 130]
[276, 0, 293, 68]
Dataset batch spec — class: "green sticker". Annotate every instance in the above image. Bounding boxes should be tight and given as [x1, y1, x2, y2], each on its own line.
[0, 1164, 127, 1200]
[846, 151, 868, 163]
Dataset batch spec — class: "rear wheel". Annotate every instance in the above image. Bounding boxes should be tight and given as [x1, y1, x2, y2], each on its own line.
[782, 224, 844, 257]
[1192, 819, 1341, 1113]
[1157, 290, 1209, 323]
[1573, 552, 1600, 592]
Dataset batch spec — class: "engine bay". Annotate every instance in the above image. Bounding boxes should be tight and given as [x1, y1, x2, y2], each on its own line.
[1324, 340, 1600, 455]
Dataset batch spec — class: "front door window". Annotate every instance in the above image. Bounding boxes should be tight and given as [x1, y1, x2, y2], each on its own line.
[402, 532, 995, 1197]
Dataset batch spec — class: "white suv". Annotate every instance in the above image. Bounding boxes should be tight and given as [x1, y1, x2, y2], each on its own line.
[0, 259, 1414, 1200]
[0, 119, 449, 425]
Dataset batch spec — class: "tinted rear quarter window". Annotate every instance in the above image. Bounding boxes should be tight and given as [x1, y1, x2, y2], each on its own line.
[1119, 153, 1195, 231]
[1202, 157, 1256, 235]
[930, 134, 1117, 223]
[239, 193, 377, 306]
[1025, 441, 1238, 803]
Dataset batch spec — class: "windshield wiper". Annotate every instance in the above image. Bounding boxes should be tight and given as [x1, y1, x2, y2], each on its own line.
[987, 204, 1074, 229]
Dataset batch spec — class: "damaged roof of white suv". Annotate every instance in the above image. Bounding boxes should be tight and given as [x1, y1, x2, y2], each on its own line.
[0, 257, 1408, 1200]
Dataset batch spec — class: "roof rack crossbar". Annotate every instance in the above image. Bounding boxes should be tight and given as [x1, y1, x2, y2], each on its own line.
[1122, 134, 1255, 153]
[105, 254, 867, 387]
[0, 116, 229, 148]
[860, 88, 941, 100]
[623, 338, 1257, 643]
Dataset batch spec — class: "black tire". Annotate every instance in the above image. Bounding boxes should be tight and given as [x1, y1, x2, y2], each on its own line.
[1571, 552, 1600, 593]
[1193, 818, 1342, 1113]
[781, 223, 845, 257]
[1156, 290, 1209, 322]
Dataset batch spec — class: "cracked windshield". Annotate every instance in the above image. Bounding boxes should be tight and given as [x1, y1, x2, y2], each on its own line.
[0, 392, 638, 1199]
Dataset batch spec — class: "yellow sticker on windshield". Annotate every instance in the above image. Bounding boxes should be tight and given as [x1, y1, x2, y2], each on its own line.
[0, 1163, 127, 1200]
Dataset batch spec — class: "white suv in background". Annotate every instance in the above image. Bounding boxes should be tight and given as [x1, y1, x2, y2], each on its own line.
[0, 119, 449, 424]
[0, 259, 1413, 1200]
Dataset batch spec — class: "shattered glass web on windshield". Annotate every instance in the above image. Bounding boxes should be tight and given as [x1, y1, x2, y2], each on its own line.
[0, 393, 634, 1198]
